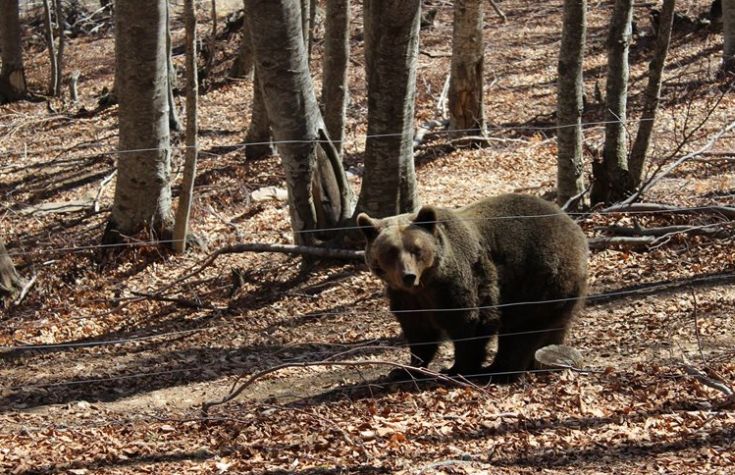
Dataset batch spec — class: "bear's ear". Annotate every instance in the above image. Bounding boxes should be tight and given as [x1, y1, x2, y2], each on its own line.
[357, 213, 380, 241]
[414, 206, 437, 234]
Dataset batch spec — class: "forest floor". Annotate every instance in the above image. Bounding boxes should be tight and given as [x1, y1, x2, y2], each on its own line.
[2, 0, 735, 473]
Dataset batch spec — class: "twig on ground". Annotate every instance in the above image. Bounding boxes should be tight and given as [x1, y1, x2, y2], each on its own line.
[203, 360, 484, 414]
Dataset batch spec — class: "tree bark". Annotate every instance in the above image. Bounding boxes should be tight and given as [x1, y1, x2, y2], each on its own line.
[104, 0, 172, 241]
[0, 0, 27, 101]
[245, 66, 275, 159]
[230, 0, 254, 79]
[448, 0, 485, 135]
[723, 0, 735, 72]
[0, 238, 26, 306]
[173, 0, 199, 253]
[53, 0, 64, 97]
[42, 0, 59, 96]
[321, 0, 350, 156]
[356, 0, 421, 218]
[629, 0, 675, 188]
[591, 0, 633, 205]
[166, 0, 182, 132]
[245, 0, 353, 243]
[556, 0, 587, 208]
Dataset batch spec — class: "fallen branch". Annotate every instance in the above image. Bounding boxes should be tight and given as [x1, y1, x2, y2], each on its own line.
[602, 223, 729, 238]
[602, 203, 735, 220]
[683, 364, 735, 405]
[14, 273, 37, 306]
[93, 169, 117, 213]
[202, 360, 482, 414]
[414, 119, 448, 147]
[489, 0, 508, 22]
[619, 118, 735, 206]
[588, 236, 657, 250]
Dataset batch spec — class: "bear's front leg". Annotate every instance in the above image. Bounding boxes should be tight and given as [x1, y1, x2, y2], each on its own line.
[387, 289, 441, 381]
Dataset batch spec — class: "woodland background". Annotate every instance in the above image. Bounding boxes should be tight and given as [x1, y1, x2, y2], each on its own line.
[1, 0, 735, 473]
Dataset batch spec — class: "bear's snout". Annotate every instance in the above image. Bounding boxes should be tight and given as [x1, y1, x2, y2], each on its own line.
[402, 272, 418, 288]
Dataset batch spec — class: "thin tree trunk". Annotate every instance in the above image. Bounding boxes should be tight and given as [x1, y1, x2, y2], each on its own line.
[174, 0, 199, 253]
[42, 0, 59, 96]
[723, 0, 735, 72]
[448, 0, 485, 135]
[230, 0, 254, 79]
[629, 0, 675, 188]
[321, 0, 350, 156]
[53, 0, 64, 97]
[0, 0, 27, 101]
[591, 0, 633, 204]
[0, 239, 26, 306]
[357, 0, 421, 217]
[556, 0, 587, 207]
[104, 0, 172, 241]
[246, 0, 353, 243]
[166, 0, 182, 132]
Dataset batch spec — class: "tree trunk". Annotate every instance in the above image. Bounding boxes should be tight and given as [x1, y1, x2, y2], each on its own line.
[629, 0, 675, 188]
[723, 0, 735, 72]
[321, 0, 350, 156]
[230, 0, 254, 79]
[591, 0, 633, 205]
[448, 0, 485, 135]
[300, 0, 310, 58]
[556, 0, 587, 207]
[104, 0, 172, 241]
[173, 0, 199, 253]
[42, 0, 59, 96]
[0, 238, 26, 306]
[356, 0, 421, 218]
[53, 0, 64, 97]
[0, 0, 27, 101]
[245, 67, 274, 159]
[245, 0, 353, 243]
[166, 0, 182, 132]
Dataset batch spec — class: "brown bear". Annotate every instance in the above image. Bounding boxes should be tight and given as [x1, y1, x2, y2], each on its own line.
[357, 193, 588, 381]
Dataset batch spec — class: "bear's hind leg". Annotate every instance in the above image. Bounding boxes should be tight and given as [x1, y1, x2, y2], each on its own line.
[487, 330, 542, 383]
[444, 320, 496, 377]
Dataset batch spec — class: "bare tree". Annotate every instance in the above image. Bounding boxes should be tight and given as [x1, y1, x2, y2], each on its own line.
[103, 0, 172, 243]
[41, 0, 59, 96]
[321, 0, 350, 156]
[53, 0, 64, 97]
[245, 0, 353, 243]
[166, 0, 182, 132]
[0, 238, 27, 306]
[356, 0, 421, 218]
[629, 0, 675, 188]
[448, 0, 486, 135]
[591, 0, 633, 204]
[230, 0, 254, 79]
[723, 0, 735, 72]
[556, 0, 587, 207]
[173, 0, 199, 253]
[0, 0, 27, 101]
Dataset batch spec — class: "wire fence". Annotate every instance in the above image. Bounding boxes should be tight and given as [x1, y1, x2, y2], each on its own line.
[2, 203, 733, 259]
[2, 270, 732, 355]
[0, 118, 666, 160]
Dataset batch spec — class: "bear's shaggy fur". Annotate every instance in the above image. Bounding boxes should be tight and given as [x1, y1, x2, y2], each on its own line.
[357, 194, 588, 380]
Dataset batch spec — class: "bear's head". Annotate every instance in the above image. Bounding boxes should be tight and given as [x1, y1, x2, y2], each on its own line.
[357, 206, 439, 292]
